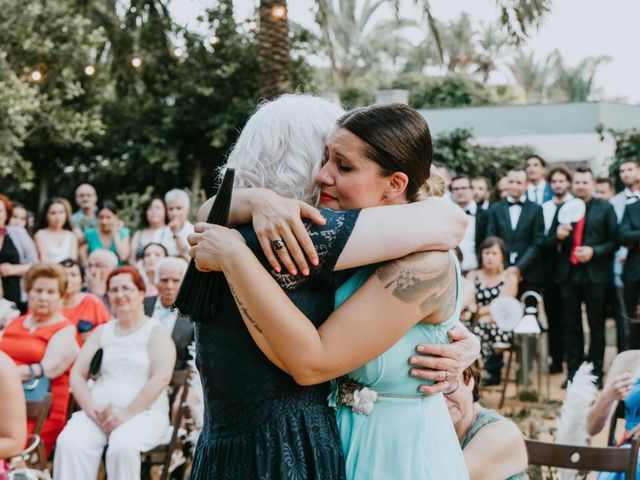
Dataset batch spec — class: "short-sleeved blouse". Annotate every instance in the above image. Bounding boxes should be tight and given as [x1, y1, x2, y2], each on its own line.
[191, 208, 360, 480]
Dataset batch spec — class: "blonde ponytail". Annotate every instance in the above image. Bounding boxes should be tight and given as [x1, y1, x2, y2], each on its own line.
[414, 166, 446, 200]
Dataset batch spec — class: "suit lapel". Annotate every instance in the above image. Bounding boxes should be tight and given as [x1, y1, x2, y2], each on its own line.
[514, 202, 530, 234]
[500, 202, 513, 240]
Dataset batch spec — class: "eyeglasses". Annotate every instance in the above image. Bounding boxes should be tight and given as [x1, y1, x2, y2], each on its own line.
[450, 186, 470, 192]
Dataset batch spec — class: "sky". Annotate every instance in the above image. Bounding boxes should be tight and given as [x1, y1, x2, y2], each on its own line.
[170, 0, 640, 104]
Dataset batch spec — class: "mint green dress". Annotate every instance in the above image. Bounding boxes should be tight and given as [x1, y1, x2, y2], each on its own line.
[333, 254, 469, 480]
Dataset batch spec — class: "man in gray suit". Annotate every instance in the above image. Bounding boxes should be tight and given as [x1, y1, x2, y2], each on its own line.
[143, 256, 194, 370]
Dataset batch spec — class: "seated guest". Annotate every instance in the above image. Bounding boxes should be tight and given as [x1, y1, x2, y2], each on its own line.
[153, 189, 193, 260]
[446, 363, 528, 480]
[60, 259, 111, 343]
[143, 257, 193, 369]
[128, 197, 168, 265]
[34, 198, 78, 263]
[82, 200, 130, 266]
[0, 194, 39, 313]
[466, 237, 519, 386]
[53, 266, 176, 480]
[586, 350, 640, 480]
[140, 242, 168, 298]
[0, 263, 79, 456]
[8, 203, 29, 230]
[85, 249, 119, 305]
[0, 350, 27, 459]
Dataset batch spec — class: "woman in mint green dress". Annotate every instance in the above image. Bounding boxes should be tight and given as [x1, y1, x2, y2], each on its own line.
[188, 104, 470, 479]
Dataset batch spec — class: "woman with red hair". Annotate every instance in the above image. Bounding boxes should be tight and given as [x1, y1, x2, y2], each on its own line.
[53, 266, 176, 480]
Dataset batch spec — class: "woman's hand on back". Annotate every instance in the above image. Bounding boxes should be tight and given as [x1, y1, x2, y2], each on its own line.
[407, 325, 480, 394]
[248, 190, 325, 276]
[188, 224, 248, 272]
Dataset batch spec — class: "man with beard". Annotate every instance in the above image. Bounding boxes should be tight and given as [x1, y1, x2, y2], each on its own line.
[472, 176, 491, 210]
[541, 166, 573, 374]
[556, 167, 617, 387]
[610, 159, 640, 350]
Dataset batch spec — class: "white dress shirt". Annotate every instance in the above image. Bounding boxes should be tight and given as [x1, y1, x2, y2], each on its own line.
[527, 180, 547, 205]
[506, 194, 527, 231]
[542, 194, 573, 234]
[151, 299, 178, 334]
[459, 202, 478, 272]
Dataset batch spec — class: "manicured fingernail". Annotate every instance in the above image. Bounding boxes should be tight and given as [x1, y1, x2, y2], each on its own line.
[409, 369, 417, 376]
[290, 269, 297, 276]
[416, 346, 426, 353]
[302, 268, 310, 276]
[312, 258, 319, 266]
[409, 356, 417, 364]
[275, 266, 281, 273]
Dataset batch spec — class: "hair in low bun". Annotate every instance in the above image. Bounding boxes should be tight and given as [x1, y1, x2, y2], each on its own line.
[415, 166, 445, 200]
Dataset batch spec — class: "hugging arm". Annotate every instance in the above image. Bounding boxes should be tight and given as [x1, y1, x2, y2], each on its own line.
[199, 228, 456, 386]
[199, 188, 467, 275]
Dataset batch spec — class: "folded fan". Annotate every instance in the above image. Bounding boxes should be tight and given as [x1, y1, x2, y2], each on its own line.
[173, 168, 235, 322]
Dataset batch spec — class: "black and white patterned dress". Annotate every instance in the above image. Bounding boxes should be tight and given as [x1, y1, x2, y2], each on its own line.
[472, 276, 512, 359]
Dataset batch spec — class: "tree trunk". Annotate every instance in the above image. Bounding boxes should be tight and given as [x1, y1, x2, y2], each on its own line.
[191, 159, 203, 197]
[258, 0, 292, 100]
[38, 175, 49, 209]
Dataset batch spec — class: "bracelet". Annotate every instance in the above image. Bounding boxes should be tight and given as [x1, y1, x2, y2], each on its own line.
[33, 362, 44, 378]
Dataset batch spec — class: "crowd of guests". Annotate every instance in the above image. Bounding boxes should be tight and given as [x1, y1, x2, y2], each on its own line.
[440, 155, 640, 391]
[0, 185, 195, 478]
[2, 150, 639, 478]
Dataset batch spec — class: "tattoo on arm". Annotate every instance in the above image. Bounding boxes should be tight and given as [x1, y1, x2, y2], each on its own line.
[229, 284, 263, 334]
[375, 252, 456, 319]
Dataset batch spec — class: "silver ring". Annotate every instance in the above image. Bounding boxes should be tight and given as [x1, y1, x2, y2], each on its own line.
[271, 239, 285, 251]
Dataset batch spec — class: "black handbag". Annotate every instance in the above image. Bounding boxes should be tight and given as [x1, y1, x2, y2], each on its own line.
[89, 348, 103, 380]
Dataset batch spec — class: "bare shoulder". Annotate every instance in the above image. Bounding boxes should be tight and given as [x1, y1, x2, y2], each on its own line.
[374, 251, 456, 319]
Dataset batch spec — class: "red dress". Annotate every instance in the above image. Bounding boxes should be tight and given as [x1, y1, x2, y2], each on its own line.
[62, 293, 111, 345]
[0, 315, 75, 456]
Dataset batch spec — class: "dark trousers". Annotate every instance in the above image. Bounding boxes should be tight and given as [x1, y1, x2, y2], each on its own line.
[562, 277, 607, 379]
[607, 283, 628, 351]
[625, 282, 640, 349]
[543, 282, 564, 365]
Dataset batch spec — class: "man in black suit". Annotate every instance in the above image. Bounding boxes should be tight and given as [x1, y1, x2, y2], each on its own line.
[451, 175, 488, 273]
[619, 200, 640, 348]
[487, 168, 545, 294]
[143, 256, 194, 370]
[555, 167, 618, 385]
[541, 166, 573, 374]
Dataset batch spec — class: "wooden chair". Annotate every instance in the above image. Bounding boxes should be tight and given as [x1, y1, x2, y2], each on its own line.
[24, 394, 52, 470]
[140, 369, 193, 480]
[608, 400, 626, 446]
[526, 438, 640, 480]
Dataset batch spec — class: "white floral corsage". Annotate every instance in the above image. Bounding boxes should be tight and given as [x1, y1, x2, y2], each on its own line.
[337, 378, 379, 415]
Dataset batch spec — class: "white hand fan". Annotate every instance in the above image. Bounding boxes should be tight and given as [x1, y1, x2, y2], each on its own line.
[557, 198, 586, 224]
[489, 297, 523, 332]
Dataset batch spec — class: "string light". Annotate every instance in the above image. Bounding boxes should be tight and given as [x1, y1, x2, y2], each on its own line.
[247, 20, 257, 31]
[271, 5, 286, 19]
[208, 35, 220, 46]
[84, 65, 96, 76]
[131, 57, 142, 68]
[173, 47, 184, 58]
[29, 70, 42, 82]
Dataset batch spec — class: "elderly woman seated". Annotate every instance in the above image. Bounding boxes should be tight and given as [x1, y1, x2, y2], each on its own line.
[53, 266, 175, 480]
[446, 364, 528, 480]
[0, 263, 79, 457]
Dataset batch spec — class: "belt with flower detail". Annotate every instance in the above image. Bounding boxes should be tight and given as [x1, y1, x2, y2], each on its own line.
[336, 377, 430, 415]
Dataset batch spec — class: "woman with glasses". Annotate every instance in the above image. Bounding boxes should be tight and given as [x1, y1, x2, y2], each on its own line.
[53, 266, 175, 480]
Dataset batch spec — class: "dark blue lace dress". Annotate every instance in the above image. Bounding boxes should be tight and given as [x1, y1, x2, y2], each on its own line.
[190, 209, 360, 480]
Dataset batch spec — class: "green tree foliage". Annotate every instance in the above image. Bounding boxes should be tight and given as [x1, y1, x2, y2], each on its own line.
[433, 128, 532, 187]
[601, 128, 640, 178]
[0, 0, 106, 201]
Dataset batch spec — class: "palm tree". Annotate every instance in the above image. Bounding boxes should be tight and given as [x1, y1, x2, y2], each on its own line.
[508, 51, 552, 102]
[314, 0, 415, 88]
[547, 50, 611, 102]
[473, 22, 510, 82]
[258, 0, 293, 99]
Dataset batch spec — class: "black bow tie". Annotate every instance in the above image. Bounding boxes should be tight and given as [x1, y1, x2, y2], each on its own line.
[464, 209, 474, 216]
[508, 200, 524, 207]
[627, 194, 639, 200]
